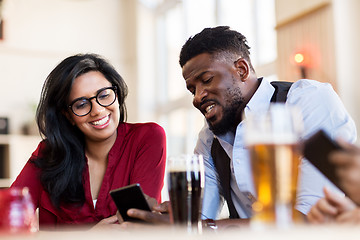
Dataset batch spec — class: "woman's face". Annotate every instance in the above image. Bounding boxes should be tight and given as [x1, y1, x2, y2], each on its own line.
[66, 71, 120, 143]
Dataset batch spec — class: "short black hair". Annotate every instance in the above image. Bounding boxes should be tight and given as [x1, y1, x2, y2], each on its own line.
[179, 26, 253, 71]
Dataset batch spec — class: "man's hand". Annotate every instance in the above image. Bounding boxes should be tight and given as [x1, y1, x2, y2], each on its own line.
[127, 201, 171, 224]
[114, 194, 171, 226]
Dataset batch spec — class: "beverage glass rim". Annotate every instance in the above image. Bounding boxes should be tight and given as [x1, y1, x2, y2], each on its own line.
[244, 103, 303, 146]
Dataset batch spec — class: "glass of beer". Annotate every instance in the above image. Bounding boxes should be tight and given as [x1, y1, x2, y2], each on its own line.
[0, 187, 37, 234]
[244, 103, 303, 228]
[167, 154, 205, 233]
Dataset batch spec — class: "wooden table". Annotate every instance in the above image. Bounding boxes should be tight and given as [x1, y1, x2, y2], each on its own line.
[1, 224, 360, 240]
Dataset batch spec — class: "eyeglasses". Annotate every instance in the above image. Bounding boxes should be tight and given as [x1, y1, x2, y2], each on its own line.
[68, 86, 117, 117]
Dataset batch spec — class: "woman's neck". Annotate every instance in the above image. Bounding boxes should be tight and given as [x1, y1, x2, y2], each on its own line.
[85, 133, 117, 200]
[85, 133, 117, 163]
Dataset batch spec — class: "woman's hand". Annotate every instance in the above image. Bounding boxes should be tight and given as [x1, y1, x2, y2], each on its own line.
[330, 139, 360, 205]
[91, 215, 119, 230]
[307, 187, 356, 224]
[336, 207, 360, 224]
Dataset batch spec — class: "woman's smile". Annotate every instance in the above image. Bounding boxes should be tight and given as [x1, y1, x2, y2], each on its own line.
[90, 114, 110, 129]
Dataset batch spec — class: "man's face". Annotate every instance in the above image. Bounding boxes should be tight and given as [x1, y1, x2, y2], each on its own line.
[182, 53, 246, 135]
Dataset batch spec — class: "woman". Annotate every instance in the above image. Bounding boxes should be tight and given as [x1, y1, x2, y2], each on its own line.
[308, 140, 360, 224]
[11, 53, 166, 229]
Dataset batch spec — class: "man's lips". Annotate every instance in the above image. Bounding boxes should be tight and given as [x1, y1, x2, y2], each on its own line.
[205, 104, 215, 118]
[200, 100, 217, 119]
[205, 104, 215, 114]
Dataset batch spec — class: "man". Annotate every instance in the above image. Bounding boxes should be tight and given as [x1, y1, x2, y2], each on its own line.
[127, 26, 356, 228]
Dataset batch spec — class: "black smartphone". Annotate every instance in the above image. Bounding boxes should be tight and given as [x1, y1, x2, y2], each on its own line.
[109, 183, 151, 222]
[303, 129, 343, 191]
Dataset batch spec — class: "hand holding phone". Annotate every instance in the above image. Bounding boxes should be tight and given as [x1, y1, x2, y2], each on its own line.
[109, 183, 151, 222]
[303, 130, 343, 191]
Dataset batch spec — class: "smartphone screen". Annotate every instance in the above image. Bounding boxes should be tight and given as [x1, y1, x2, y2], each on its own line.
[303, 130, 343, 191]
[109, 183, 151, 221]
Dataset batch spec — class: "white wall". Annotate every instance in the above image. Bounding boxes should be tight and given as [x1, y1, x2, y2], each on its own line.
[2, 0, 359, 141]
[275, 0, 331, 23]
[0, 0, 138, 134]
[332, 0, 360, 142]
[275, 0, 360, 141]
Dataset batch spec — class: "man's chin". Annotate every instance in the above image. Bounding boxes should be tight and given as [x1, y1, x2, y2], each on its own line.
[207, 120, 229, 136]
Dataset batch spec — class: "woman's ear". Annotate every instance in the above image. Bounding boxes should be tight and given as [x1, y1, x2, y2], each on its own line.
[62, 110, 75, 126]
[234, 58, 250, 82]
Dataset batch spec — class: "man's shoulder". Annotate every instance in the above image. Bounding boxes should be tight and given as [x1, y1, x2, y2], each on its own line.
[290, 79, 333, 91]
[287, 79, 335, 100]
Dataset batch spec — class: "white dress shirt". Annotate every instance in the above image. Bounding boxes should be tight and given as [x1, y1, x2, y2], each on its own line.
[196, 78, 357, 219]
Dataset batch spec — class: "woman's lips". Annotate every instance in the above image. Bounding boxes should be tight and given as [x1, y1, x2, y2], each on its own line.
[90, 115, 110, 127]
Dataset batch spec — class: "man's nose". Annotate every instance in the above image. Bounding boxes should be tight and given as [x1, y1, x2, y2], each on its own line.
[193, 87, 207, 107]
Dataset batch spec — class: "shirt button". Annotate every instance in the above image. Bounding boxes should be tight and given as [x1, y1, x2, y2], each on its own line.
[245, 192, 256, 203]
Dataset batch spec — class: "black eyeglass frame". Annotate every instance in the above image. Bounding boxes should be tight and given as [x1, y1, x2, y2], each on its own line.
[68, 86, 118, 117]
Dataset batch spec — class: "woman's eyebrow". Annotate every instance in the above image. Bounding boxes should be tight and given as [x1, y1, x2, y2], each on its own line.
[70, 86, 112, 102]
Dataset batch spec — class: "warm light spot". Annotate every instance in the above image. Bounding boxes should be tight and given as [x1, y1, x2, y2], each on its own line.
[294, 53, 304, 64]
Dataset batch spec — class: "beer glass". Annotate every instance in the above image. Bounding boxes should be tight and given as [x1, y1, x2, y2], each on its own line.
[0, 187, 37, 233]
[167, 154, 205, 233]
[244, 103, 303, 228]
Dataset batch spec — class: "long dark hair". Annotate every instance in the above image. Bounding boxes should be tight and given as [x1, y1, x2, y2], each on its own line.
[35, 53, 128, 207]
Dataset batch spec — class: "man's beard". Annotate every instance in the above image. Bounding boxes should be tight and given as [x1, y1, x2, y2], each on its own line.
[207, 86, 245, 136]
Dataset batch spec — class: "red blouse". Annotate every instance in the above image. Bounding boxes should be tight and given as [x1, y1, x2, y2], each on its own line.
[11, 122, 166, 229]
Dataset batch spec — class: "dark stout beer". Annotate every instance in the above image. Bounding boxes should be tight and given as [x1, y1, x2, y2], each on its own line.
[168, 170, 202, 225]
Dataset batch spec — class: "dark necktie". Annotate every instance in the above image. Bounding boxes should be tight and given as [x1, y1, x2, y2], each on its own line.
[211, 137, 239, 219]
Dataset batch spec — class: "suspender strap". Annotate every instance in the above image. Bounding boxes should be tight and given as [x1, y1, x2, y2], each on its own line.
[209, 80, 293, 219]
[211, 138, 239, 219]
[270, 81, 293, 103]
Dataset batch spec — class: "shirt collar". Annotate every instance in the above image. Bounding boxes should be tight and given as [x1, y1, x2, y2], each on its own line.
[244, 77, 275, 119]
[216, 78, 275, 144]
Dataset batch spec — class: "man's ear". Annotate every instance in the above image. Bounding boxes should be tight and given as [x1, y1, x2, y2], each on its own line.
[234, 58, 250, 82]
[62, 110, 75, 126]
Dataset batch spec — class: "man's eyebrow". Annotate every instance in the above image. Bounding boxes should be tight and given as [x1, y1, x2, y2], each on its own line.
[194, 71, 209, 80]
[185, 71, 209, 83]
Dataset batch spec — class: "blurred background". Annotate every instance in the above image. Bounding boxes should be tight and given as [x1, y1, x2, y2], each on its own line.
[0, 0, 359, 190]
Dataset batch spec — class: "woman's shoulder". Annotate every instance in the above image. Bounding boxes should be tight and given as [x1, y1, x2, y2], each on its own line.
[119, 122, 165, 137]
[29, 140, 47, 161]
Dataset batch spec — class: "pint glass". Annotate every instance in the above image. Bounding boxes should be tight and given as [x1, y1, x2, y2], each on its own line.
[244, 104, 303, 227]
[0, 187, 37, 234]
[167, 154, 205, 233]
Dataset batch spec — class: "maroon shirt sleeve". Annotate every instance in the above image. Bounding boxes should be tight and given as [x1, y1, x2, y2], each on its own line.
[129, 123, 166, 203]
[11, 142, 44, 208]
[10, 123, 167, 226]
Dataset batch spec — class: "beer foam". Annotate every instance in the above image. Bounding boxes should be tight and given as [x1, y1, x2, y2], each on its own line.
[168, 165, 188, 172]
[167, 154, 204, 172]
[245, 133, 297, 146]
